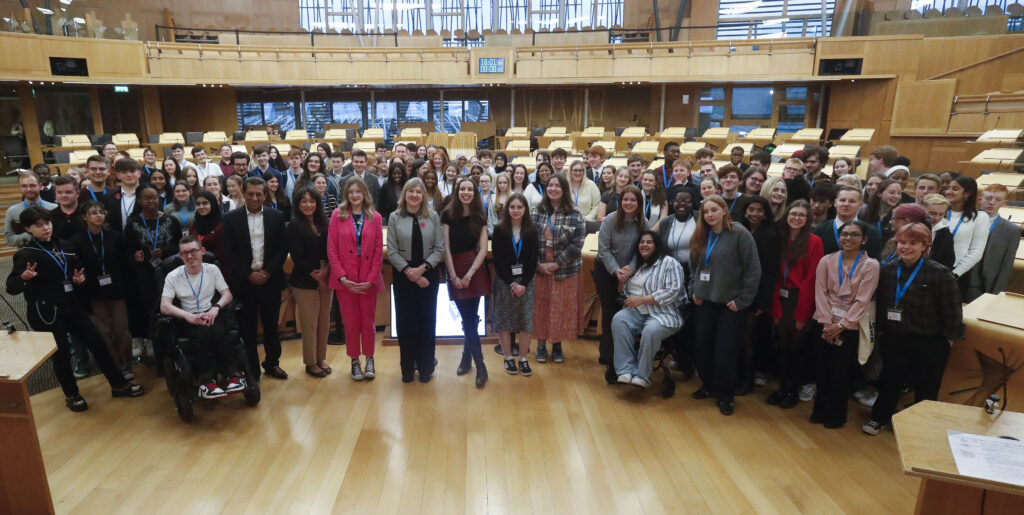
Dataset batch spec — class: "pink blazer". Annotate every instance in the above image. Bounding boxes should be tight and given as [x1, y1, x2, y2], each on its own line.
[328, 209, 385, 294]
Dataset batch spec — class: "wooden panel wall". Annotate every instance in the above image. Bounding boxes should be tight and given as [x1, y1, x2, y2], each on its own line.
[890, 79, 957, 135]
[160, 87, 238, 134]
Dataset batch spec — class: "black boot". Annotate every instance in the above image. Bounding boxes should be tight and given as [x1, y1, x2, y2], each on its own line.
[473, 353, 488, 388]
[457, 352, 472, 376]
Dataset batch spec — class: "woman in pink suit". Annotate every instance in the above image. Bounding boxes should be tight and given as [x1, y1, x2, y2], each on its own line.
[329, 175, 385, 381]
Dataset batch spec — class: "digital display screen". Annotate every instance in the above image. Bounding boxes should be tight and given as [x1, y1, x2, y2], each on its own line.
[478, 57, 505, 74]
[389, 283, 486, 338]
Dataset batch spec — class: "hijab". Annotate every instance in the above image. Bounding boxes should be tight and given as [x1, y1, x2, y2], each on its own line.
[193, 190, 222, 236]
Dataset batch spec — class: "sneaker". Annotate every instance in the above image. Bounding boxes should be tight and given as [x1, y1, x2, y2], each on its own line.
[512, 343, 520, 356]
[518, 359, 532, 376]
[551, 343, 564, 363]
[779, 393, 798, 409]
[224, 376, 245, 393]
[143, 339, 156, 361]
[112, 382, 145, 397]
[753, 372, 767, 386]
[73, 360, 89, 379]
[504, 357, 518, 375]
[861, 420, 883, 436]
[799, 383, 817, 402]
[122, 368, 134, 380]
[858, 391, 878, 407]
[131, 338, 144, 362]
[364, 357, 376, 379]
[199, 382, 227, 399]
[630, 376, 651, 389]
[617, 373, 632, 385]
[351, 358, 364, 381]
[536, 344, 548, 363]
[494, 343, 504, 356]
[65, 395, 89, 412]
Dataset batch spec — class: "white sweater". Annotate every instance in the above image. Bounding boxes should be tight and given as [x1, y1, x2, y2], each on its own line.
[947, 209, 990, 277]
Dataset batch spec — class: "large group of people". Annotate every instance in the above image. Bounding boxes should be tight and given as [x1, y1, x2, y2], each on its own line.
[5, 137, 1013, 436]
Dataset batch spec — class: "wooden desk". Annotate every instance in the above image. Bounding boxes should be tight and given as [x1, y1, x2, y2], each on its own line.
[696, 127, 730, 150]
[788, 128, 823, 145]
[724, 142, 753, 160]
[838, 128, 876, 145]
[358, 128, 386, 144]
[679, 141, 708, 159]
[964, 148, 1023, 179]
[829, 144, 861, 162]
[967, 129, 1023, 157]
[283, 130, 310, 147]
[592, 140, 620, 156]
[0, 331, 57, 515]
[629, 140, 660, 161]
[772, 143, 804, 160]
[657, 127, 687, 146]
[738, 128, 775, 148]
[976, 173, 1024, 193]
[505, 140, 532, 157]
[617, 127, 648, 152]
[202, 131, 230, 147]
[581, 127, 605, 139]
[892, 401, 1024, 515]
[547, 139, 575, 154]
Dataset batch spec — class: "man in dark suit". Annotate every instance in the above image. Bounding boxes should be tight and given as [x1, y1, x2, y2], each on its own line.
[102, 158, 143, 233]
[340, 149, 380, 202]
[221, 176, 289, 381]
[967, 184, 1020, 301]
[813, 185, 883, 259]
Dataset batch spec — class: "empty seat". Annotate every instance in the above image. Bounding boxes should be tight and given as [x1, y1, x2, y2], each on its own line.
[903, 10, 922, 19]
[923, 8, 943, 18]
[185, 131, 204, 144]
[111, 133, 139, 148]
[964, 6, 983, 16]
[1009, 4, 1024, 17]
[985, 5, 1005, 15]
[944, 7, 963, 17]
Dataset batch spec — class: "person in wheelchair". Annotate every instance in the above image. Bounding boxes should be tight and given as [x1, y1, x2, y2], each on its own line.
[611, 230, 686, 389]
[160, 235, 244, 399]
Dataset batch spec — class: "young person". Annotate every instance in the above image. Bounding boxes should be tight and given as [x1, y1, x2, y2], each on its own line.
[491, 194, 539, 376]
[568, 160, 602, 222]
[945, 176, 989, 291]
[49, 175, 84, 241]
[913, 174, 941, 205]
[739, 196, 780, 392]
[868, 145, 899, 176]
[191, 146, 223, 181]
[376, 161, 406, 223]
[808, 181, 837, 228]
[921, 193, 958, 269]
[654, 141, 681, 188]
[813, 185, 883, 258]
[124, 185, 182, 346]
[640, 170, 669, 229]
[966, 184, 1018, 300]
[595, 185, 646, 366]
[717, 164, 751, 223]
[597, 167, 633, 222]
[761, 176, 788, 224]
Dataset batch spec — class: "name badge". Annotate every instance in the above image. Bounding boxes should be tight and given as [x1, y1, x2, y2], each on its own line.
[98, 274, 113, 287]
[831, 306, 847, 319]
[511, 264, 524, 276]
[545, 239, 553, 247]
[779, 288, 790, 299]
[149, 256, 162, 268]
[887, 309, 902, 322]
[700, 272, 711, 282]
[63, 281, 74, 293]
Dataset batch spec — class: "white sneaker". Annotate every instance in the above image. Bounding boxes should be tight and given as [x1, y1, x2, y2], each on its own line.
[799, 383, 817, 402]
[143, 339, 155, 361]
[131, 338, 143, 361]
[630, 376, 651, 389]
[616, 374, 632, 385]
[857, 391, 878, 407]
[199, 382, 227, 399]
[753, 372, 767, 386]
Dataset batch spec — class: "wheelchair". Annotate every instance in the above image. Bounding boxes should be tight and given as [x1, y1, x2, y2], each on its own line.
[603, 300, 691, 400]
[153, 252, 261, 422]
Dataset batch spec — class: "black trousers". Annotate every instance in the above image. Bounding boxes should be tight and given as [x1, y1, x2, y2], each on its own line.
[739, 309, 772, 387]
[871, 331, 951, 425]
[235, 280, 283, 378]
[775, 290, 807, 394]
[811, 329, 859, 426]
[393, 271, 439, 378]
[30, 303, 127, 397]
[180, 316, 238, 382]
[132, 262, 161, 338]
[593, 262, 621, 362]
[454, 297, 482, 359]
[695, 301, 748, 403]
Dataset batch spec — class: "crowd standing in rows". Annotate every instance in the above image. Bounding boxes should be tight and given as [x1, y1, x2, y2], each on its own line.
[7, 138, 1012, 435]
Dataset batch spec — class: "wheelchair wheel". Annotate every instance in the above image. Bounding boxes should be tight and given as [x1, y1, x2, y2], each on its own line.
[175, 390, 194, 423]
[162, 356, 179, 396]
[243, 383, 261, 407]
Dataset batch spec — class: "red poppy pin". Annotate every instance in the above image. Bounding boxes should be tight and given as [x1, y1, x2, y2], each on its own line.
[420, 222, 426, 228]
[114, 192, 121, 200]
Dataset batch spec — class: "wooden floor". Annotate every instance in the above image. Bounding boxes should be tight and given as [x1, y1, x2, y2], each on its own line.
[33, 337, 918, 514]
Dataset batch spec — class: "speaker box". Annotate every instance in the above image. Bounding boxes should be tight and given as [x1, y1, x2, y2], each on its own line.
[49, 57, 89, 77]
[818, 58, 862, 76]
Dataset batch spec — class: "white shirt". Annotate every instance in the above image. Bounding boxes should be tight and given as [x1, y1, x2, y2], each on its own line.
[119, 188, 137, 227]
[246, 208, 265, 270]
[946, 209, 989, 277]
[667, 217, 696, 265]
[194, 162, 222, 182]
[625, 267, 652, 315]
[161, 263, 229, 314]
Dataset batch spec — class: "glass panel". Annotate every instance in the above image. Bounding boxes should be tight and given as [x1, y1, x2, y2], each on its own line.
[36, 87, 94, 140]
[778, 104, 806, 133]
[373, 101, 398, 142]
[263, 102, 297, 131]
[783, 86, 807, 100]
[700, 88, 726, 102]
[300, 0, 327, 31]
[498, 0, 530, 32]
[731, 87, 773, 120]
[593, 0, 623, 27]
[399, 101, 430, 123]
[463, 100, 490, 123]
[396, 0, 426, 32]
[432, 100, 463, 132]
[531, 0, 559, 31]
[236, 102, 263, 131]
[304, 101, 333, 133]
[0, 93, 25, 170]
[333, 101, 366, 129]
[698, 105, 725, 133]
[729, 124, 762, 134]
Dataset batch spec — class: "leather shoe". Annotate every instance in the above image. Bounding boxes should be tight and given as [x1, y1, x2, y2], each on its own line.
[264, 366, 289, 380]
[691, 388, 713, 400]
[718, 401, 734, 416]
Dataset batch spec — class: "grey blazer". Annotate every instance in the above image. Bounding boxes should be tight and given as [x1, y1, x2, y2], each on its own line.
[387, 209, 445, 271]
[967, 216, 1020, 298]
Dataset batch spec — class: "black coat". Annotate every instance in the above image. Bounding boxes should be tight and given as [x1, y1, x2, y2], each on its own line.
[71, 229, 129, 301]
[221, 206, 288, 291]
[7, 239, 83, 327]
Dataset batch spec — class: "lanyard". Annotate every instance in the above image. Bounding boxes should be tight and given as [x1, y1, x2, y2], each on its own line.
[877, 219, 883, 234]
[727, 194, 740, 214]
[482, 193, 490, 213]
[946, 210, 965, 237]
[809, 175, 816, 187]
[662, 167, 670, 189]
[353, 213, 364, 254]
[989, 215, 1001, 233]
[177, 207, 189, 226]
[572, 185, 580, 206]
[144, 216, 161, 250]
[645, 197, 652, 218]
[511, 232, 523, 262]
[89, 231, 106, 274]
[894, 258, 925, 307]
[442, 181, 451, 196]
[669, 217, 691, 249]
[704, 231, 721, 268]
[322, 194, 328, 208]
[185, 265, 205, 311]
[23, 200, 30, 209]
[122, 194, 136, 221]
[88, 188, 100, 201]
[838, 252, 862, 287]
[884, 250, 897, 265]
[33, 240, 68, 277]
[546, 214, 556, 234]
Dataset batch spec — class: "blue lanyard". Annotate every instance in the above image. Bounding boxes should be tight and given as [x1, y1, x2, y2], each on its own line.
[669, 217, 690, 249]
[185, 265, 204, 311]
[877, 219, 883, 234]
[727, 195, 740, 214]
[573, 185, 580, 206]
[442, 181, 451, 196]
[482, 194, 490, 213]
[989, 215, 1001, 233]
[33, 240, 67, 278]
[839, 252, 862, 287]
[884, 250, 897, 265]
[322, 194, 328, 207]
[144, 216, 161, 250]
[547, 214, 556, 234]
[177, 207, 189, 226]
[353, 213, 364, 254]
[894, 258, 924, 307]
[645, 198, 652, 218]
[511, 233, 523, 262]
[809, 175, 815, 187]
[832, 221, 841, 247]
[122, 194, 136, 220]
[89, 231, 106, 274]
[88, 188, 102, 201]
[537, 182, 545, 196]
[704, 231, 721, 268]
[662, 167, 670, 189]
[946, 210, 965, 237]
[22, 200, 30, 209]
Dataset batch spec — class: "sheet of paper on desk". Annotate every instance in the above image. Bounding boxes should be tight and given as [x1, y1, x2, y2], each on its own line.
[948, 430, 1024, 486]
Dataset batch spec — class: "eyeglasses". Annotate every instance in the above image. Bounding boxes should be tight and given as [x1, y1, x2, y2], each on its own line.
[180, 249, 203, 256]
[839, 232, 863, 238]
[748, 177, 764, 183]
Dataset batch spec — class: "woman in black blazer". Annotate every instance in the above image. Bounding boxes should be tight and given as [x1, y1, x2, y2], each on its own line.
[738, 195, 780, 392]
[490, 193, 539, 376]
[6, 207, 144, 412]
[124, 185, 181, 343]
[376, 161, 406, 224]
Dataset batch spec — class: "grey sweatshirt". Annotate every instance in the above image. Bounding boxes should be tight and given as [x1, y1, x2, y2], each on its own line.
[688, 222, 761, 310]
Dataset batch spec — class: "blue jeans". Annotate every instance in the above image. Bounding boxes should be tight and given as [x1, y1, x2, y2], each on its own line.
[612, 307, 678, 381]
[455, 297, 482, 358]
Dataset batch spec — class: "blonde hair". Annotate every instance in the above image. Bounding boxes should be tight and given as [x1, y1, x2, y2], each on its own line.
[835, 174, 862, 190]
[921, 193, 950, 207]
[397, 177, 430, 217]
[336, 175, 378, 221]
[760, 175, 788, 222]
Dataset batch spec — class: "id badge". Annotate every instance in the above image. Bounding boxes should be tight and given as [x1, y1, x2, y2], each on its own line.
[98, 274, 113, 287]
[700, 272, 711, 282]
[511, 264, 524, 276]
[887, 309, 902, 322]
[545, 239, 553, 247]
[63, 281, 74, 293]
[779, 288, 790, 299]
[149, 256, 162, 268]
[831, 306, 847, 319]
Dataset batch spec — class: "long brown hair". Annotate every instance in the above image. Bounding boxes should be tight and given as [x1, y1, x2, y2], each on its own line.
[689, 195, 738, 263]
[443, 176, 486, 239]
[614, 185, 646, 232]
[495, 193, 537, 241]
[781, 199, 812, 267]
[862, 178, 901, 224]
[538, 173, 575, 216]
